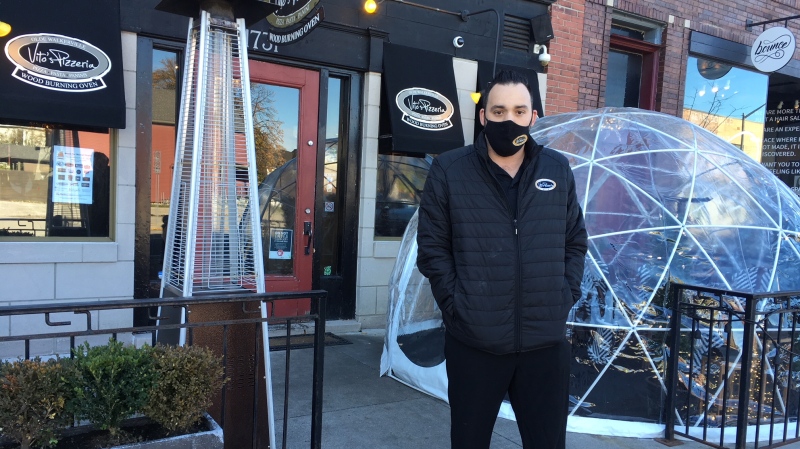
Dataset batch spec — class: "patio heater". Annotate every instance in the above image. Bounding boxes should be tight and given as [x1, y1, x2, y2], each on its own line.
[155, 1, 279, 448]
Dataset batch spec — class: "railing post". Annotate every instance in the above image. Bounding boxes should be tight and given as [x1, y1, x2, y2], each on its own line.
[659, 283, 682, 445]
[310, 293, 327, 449]
[736, 294, 757, 449]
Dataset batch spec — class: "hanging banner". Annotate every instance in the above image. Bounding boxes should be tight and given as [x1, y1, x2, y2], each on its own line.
[382, 44, 465, 154]
[52, 145, 94, 204]
[0, 0, 125, 128]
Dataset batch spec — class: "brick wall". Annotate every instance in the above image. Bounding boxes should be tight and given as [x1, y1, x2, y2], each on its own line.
[546, 0, 800, 115]
[546, 0, 586, 114]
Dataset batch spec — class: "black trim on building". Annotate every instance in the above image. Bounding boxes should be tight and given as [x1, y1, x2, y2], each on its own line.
[0, 0, 126, 129]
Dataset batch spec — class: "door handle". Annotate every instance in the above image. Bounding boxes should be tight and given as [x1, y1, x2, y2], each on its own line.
[303, 221, 313, 255]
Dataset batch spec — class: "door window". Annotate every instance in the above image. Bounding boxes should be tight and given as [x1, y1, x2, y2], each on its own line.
[252, 83, 301, 276]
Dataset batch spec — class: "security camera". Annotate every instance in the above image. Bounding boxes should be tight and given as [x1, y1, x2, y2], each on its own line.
[534, 44, 550, 67]
[453, 36, 465, 48]
[539, 52, 551, 67]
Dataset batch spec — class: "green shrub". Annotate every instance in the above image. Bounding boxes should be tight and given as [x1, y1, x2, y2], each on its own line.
[68, 339, 155, 438]
[142, 345, 225, 434]
[0, 358, 76, 449]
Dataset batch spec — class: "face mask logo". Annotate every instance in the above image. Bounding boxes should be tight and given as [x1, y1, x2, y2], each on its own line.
[483, 119, 531, 157]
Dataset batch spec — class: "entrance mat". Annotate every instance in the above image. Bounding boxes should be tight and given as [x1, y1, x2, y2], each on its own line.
[269, 332, 351, 351]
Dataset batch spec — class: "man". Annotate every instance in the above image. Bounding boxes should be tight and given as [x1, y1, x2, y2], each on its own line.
[416, 70, 587, 449]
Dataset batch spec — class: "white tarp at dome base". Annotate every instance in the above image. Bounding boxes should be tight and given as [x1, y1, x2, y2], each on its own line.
[380, 107, 800, 440]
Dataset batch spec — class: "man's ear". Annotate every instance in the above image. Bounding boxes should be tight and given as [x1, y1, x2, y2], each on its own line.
[479, 108, 485, 126]
[529, 110, 538, 126]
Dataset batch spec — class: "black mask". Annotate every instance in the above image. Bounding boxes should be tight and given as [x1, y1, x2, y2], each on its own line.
[483, 119, 530, 157]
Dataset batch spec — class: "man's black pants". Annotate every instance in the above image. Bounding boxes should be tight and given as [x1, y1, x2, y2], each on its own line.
[444, 332, 570, 449]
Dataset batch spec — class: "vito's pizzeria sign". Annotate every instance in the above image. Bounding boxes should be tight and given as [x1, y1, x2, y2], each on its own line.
[249, 0, 325, 50]
[4, 33, 112, 92]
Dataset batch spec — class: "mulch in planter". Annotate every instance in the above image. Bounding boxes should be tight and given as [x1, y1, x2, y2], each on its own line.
[0, 416, 211, 449]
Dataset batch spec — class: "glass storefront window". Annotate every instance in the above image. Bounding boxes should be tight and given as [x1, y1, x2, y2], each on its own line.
[375, 154, 431, 238]
[0, 125, 112, 238]
[683, 56, 769, 162]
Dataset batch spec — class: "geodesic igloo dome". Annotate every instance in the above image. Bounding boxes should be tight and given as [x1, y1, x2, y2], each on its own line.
[380, 108, 800, 437]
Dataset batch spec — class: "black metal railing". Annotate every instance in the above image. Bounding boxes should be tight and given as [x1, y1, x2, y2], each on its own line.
[662, 283, 800, 449]
[0, 290, 327, 449]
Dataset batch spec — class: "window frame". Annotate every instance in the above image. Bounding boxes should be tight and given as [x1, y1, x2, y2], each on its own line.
[0, 124, 117, 241]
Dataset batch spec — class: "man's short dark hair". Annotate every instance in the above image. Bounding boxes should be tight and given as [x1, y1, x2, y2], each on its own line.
[482, 70, 534, 109]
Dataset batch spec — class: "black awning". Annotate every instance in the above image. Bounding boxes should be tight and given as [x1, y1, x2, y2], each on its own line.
[474, 62, 545, 141]
[0, 0, 126, 129]
[381, 44, 464, 155]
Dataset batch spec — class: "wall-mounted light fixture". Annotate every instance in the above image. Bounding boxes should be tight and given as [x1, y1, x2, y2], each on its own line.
[0, 21, 11, 38]
[364, 0, 379, 14]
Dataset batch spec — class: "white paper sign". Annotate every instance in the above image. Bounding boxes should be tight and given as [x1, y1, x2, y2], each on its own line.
[52, 145, 94, 204]
[751, 26, 796, 73]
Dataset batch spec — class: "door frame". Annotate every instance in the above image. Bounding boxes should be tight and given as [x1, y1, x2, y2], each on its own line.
[249, 61, 319, 319]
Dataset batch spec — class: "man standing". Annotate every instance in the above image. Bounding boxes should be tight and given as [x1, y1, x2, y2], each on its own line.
[417, 70, 587, 449]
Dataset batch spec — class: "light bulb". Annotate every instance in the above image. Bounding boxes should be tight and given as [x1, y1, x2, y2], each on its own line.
[364, 0, 377, 14]
[0, 21, 11, 37]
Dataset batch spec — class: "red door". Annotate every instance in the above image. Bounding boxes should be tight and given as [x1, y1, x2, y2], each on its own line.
[249, 61, 319, 316]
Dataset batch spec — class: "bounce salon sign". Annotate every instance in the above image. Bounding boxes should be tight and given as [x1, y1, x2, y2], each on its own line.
[751, 26, 796, 73]
[4, 33, 112, 92]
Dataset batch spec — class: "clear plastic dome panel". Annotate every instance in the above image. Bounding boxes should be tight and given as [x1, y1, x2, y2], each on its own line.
[583, 166, 676, 235]
[594, 151, 696, 209]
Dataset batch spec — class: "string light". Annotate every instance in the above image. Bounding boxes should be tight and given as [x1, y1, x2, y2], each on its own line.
[364, 0, 378, 13]
[0, 21, 11, 38]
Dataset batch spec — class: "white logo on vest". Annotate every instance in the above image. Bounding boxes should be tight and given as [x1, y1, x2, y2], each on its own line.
[535, 179, 556, 191]
[395, 87, 455, 131]
[751, 26, 796, 73]
[5, 33, 112, 92]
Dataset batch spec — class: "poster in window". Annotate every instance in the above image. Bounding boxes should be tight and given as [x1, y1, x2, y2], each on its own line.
[52, 145, 94, 204]
[269, 228, 293, 260]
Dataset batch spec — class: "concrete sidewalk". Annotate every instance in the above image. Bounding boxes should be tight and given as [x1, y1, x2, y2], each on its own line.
[269, 330, 769, 449]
